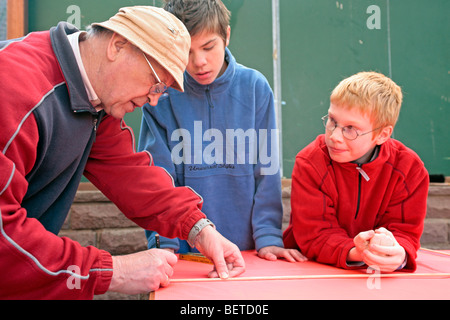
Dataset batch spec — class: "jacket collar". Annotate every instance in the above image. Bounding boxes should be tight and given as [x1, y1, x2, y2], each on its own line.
[337, 141, 392, 181]
[50, 22, 99, 114]
[319, 134, 393, 176]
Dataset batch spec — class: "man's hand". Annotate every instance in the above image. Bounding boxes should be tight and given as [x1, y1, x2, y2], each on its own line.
[194, 226, 246, 279]
[258, 246, 308, 262]
[108, 249, 177, 294]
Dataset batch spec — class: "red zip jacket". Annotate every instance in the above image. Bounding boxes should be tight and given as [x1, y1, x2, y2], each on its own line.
[0, 23, 205, 299]
[283, 134, 429, 271]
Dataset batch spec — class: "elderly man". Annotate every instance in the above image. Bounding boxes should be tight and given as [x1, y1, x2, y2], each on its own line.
[0, 6, 244, 299]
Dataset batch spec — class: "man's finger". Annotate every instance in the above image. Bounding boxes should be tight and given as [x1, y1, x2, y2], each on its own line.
[209, 253, 229, 279]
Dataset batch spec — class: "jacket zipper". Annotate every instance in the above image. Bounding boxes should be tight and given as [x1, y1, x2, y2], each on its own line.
[73, 109, 100, 132]
[354, 166, 370, 219]
[206, 86, 214, 129]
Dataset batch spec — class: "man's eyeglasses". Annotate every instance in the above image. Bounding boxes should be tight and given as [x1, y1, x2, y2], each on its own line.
[322, 114, 381, 141]
[142, 53, 168, 95]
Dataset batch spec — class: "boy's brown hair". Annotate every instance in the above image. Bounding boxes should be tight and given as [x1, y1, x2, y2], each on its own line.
[164, 0, 230, 43]
[330, 71, 403, 130]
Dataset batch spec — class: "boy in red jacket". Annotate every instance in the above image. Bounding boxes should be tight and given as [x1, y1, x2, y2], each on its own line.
[283, 72, 429, 272]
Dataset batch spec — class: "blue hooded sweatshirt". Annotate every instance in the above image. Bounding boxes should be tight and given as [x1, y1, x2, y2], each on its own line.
[138, 48, 283, 252]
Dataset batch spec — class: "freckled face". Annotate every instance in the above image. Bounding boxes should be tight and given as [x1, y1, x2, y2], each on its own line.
[324, 103, 380, 163]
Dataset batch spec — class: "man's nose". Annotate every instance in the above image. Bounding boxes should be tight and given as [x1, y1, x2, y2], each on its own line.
[147, 93, 162, 107]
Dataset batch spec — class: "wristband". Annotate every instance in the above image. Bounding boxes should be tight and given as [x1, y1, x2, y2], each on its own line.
[187, 218, 215, 247]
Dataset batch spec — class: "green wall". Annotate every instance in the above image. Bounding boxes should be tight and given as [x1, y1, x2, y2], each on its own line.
[27, 0, 449, 177]
[279, 0, 449, 177]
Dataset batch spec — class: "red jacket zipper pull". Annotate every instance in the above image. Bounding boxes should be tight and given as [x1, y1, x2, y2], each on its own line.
[356, 166, 370, 182]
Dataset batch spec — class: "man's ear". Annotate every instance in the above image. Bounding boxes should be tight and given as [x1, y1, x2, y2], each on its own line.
[106, 33, 129, 61]
[375, 125, 393, 145]
[225, 25, 231, 47]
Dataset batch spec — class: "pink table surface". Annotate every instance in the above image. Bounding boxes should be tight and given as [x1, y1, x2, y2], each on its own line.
[155, 249, 450, 300]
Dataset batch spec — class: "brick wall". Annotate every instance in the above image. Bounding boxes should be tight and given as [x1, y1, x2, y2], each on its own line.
[62, 180, 450, 299]
[421, 183, 450, 249]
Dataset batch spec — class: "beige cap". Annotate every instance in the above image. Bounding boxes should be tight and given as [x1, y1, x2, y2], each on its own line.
[93, 6, 190, 92]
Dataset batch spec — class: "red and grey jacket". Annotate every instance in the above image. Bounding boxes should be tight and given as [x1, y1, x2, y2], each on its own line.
[283, 134, 429, 271]
[0, 22, 205, 299]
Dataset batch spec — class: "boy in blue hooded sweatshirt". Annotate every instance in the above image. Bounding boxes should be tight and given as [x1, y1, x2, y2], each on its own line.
[138, 0, 305, 262]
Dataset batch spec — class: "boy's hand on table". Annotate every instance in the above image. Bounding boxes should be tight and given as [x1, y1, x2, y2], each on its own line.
[349, 228, 406, 272]
[363, 228, 406, 272]
[258, 246, 308, 262]
[348, 230, 375, 262]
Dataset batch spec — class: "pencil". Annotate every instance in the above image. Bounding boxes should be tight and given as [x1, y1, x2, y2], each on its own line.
[179, 253, 213, 264]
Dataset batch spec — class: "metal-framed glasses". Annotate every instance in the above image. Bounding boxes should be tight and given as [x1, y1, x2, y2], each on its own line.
[321, 114, 381, 141]
[142, 53, 168, 95]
